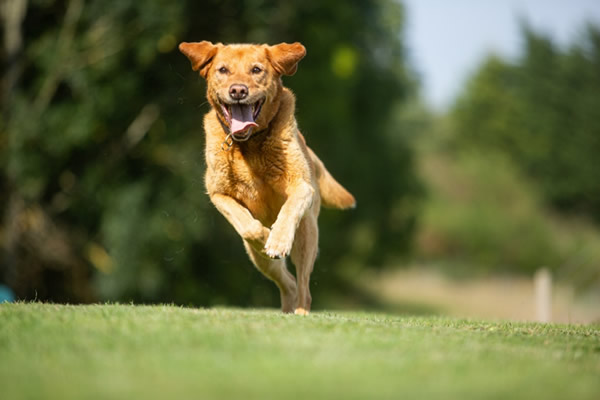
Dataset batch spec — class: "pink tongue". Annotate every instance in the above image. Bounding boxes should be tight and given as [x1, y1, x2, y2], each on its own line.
[230, 104, 258, 134]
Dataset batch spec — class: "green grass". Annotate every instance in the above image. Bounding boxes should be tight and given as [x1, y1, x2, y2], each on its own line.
[1, 303, 599, 399]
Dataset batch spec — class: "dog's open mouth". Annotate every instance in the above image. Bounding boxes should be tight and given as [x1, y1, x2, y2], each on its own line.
[220, 99, 264, 139]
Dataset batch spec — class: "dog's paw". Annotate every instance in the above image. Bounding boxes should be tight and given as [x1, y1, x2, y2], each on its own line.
[264, 230, 293, 259]
[242, 221, 269, 243]
[294, 307, 309, 316]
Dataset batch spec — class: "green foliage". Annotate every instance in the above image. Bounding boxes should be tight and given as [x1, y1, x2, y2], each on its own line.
[420, 23, 600, 281]
[0, 1, 421, 306]
[2, 303, 599, 400]
[416, 143, 600, 279]
[452, 24, 600, 222]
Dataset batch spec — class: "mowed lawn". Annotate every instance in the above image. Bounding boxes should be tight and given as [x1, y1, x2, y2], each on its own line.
[1, 303, 599, 399]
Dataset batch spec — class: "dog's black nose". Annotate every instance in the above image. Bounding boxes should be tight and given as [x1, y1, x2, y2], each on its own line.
[229, 84, 248, 100]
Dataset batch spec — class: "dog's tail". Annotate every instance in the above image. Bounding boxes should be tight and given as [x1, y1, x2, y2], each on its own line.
[306, 146, 356, 210]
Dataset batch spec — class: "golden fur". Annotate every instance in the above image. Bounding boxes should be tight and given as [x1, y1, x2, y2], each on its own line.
[179, 41, 355, 314]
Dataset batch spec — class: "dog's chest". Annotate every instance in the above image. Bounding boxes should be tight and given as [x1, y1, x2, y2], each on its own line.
[223, 150, 287, 225]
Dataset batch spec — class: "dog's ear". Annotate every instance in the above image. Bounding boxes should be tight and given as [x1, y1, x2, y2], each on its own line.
[266, 42, 306, 76]
[179, 41, 218, 79]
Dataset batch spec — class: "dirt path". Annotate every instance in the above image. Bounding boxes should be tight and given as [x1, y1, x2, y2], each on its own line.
[363, 267, 600, 324]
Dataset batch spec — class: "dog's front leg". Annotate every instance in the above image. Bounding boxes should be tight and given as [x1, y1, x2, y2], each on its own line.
[210, 193, 270, 252]
[264, 182, 314, 259]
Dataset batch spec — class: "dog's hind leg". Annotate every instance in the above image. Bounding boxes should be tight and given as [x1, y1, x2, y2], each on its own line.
[290, 213, 319, 315]
[244, 241, 297, 313]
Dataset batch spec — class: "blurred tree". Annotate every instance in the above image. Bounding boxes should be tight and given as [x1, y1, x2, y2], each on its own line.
[452, 24, 600, 224]
[0, 0, 421, 307]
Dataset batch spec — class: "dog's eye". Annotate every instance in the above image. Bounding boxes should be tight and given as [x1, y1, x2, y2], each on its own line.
[251, 66, 262, 74]
[218, 66, 229, 74]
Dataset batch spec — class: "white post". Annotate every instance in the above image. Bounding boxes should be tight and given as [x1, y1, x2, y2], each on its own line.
[534, 268, 552, 323]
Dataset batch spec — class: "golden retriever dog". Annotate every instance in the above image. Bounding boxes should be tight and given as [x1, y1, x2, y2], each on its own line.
[179, 41, 355, 315]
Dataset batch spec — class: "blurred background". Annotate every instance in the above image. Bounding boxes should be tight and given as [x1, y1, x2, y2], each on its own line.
[1, 0, 599, 322]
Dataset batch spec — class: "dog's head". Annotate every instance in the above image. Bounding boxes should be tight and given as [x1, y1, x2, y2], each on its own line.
[179, 41, 306, 140]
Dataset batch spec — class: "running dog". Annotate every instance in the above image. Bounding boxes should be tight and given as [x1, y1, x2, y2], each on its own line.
[179, 41, 355, 314]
